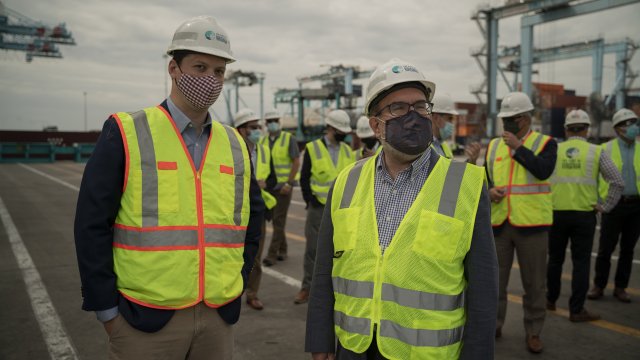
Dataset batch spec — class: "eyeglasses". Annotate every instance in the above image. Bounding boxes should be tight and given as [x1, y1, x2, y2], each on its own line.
[502, 115, 523, 123]
[375, 100, 433, 117]
[617, 118, 638, 128]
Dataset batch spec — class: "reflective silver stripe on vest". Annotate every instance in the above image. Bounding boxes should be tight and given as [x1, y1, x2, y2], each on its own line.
[342, 144, 352, 159]
[310, 179, 334, 187]
[259, 144, 266, 164]
[584, 144, 596, 179]
[438, 161, 466, 217]
[530, 133, 544, 153]
[509, 184, 551, 194]
[334, 310, 370, 335]
[131, 110, 158, 227]
[605, 141, 614, 156]
[312, 140, 323, 160]
[223, 127, 245, 226]
[381, 283, 464, 311]
[552, 177, 597, 186]
[379, 319, 463, 347]
[340, 160, 366, 209]
[487, 140, 500, 183]
[274, 164, 290, 169]
[280, 132, 288, 147]
[333, 277, 375, 298]
[114, 228, 198, 247]
[204, 228, 245, 245]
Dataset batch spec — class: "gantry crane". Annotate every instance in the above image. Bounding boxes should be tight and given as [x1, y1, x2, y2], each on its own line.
[0, 1, 76, 62]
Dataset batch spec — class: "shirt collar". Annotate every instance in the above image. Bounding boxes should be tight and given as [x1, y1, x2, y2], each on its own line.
[376, 147, 431, 181]
[166, 97, 212, 133]
[324, 135, 339, 148]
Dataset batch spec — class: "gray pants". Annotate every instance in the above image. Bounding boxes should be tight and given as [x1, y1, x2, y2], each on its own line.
[264, 188, 293, 262]
[495, 223, 548, 336]
[302, 203, 324, 290]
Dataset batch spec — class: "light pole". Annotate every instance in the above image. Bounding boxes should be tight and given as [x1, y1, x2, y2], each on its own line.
[163, 54, 169, 98]
[83, 91, 88, 131]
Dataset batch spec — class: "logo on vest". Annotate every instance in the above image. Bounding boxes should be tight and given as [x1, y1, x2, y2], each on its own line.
[333, 251, 344, 259]
[562, 147, 582, 169]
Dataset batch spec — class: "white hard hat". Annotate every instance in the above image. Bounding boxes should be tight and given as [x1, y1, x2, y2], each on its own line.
[326, 110, 352, 133]
[233, 108, 260, 128]
[264, 108, 281, 120]
[356, 116, 374, 138]
[564, 109, 591, 127]
[498, 92, 534, 118]
[612, 108, 638, 127]
[167, 16, 236, 63]
[432, 93, 459, 115]
[364, 58, 435, 116]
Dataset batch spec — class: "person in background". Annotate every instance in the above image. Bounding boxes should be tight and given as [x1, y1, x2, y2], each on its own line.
[588, 108, 640, 303]
[354, 115, 380, 159]
[485, 91, 557, 354]
[260, 109, 301, 267]
[431, 93, 482, 164]
[234, 108, 277, 311]
[547, 110, 623, 322]
[297, 109, 355, 305]
[306, 58, 497, 360]
[74, 16, 263, 359]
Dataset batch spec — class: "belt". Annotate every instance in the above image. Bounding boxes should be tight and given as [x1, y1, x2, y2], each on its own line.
[620, 195, 640, 203]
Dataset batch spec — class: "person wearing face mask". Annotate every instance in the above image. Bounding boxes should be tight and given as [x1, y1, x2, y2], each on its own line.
[74, 16, 264, 359]
[588, 108, 640, 303]
[431, 93, 482, 164]
[260, 109, 301, 267]
[305, 59, 497, 360]
[297, 109, 355, 305]
[354, 115, 380, 159]
[485, 91, 557, 354]
[234, 108, 277, 311]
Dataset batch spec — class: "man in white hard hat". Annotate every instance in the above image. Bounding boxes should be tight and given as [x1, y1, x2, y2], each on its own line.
[297, 109, 355, 305]
[588, 108, 640, 303]
[431, 93, 482, 164]
[74, 16, 264, 359]
[260, 109, 301, 267]
[234, 108, 278, 311]
[306, 59, 497, 359]
[354, 115, 379, 159]
[485, 91, 557, 353]
[547, 110, 623, 322]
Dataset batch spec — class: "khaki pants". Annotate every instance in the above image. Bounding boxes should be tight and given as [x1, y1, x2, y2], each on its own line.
[264, 188, 293, 262]
[108, 303, 233, 360]
[302, 203, 324, 290]
[246, 219, 267, 299]
[495, 223, 548, 336]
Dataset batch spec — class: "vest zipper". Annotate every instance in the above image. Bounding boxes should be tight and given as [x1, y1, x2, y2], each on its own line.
[195, 171, 205, 302]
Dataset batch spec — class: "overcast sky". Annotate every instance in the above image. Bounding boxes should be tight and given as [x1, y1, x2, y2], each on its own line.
[1, 0, 639, 131]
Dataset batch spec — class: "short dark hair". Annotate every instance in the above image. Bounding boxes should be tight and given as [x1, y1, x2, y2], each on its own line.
[171, 50, 198, 66]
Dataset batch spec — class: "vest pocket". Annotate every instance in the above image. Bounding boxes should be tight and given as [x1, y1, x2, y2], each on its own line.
[412, 210, 464, 262]
[333, 207, 360, 252]
[157, 169, 179, 213]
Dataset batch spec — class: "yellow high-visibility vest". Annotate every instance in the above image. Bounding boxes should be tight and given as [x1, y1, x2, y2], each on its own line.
[255, 142, 277, 210]
[486, 131, 553, 227]
[113, 106, 250, 309]
[551, 138, 601, 211]
[305, 138, 355, 205]
[431, 140, 453, 159]
[599, 138, 640, 199]
[353, 145, 382, 160]
[259, 131, 298, 183]
[331, 155, 484, 359]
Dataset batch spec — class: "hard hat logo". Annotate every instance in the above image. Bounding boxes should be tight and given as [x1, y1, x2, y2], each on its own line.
[392, 65, 404, 73]
[205, 31, 214, 40]
[392, 65, 419, 74]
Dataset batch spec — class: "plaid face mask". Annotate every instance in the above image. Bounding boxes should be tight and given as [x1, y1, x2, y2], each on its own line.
[176, 72, 223, 110]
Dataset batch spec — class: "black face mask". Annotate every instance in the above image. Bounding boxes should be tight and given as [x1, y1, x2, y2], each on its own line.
[502, 119, 521, 134]
[383, 111, 433, 155]
[334, 133, 347, 143]
[361, 137, 378, 149]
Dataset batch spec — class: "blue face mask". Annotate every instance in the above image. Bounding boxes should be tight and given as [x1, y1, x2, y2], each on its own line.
[267, 122, 280, 133]
[248, 129, 262, 144]
[625, 123, 639, 139]
[440, 121, 454, 140]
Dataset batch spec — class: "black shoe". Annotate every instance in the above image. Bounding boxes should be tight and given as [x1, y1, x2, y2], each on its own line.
[546, 301, 556, 311]
[587, 286, 604, 300]
[277, 254, 287, 261]
[262, 258, 275, 267]
[570, 309, 600, 322]
[495, 328, 502, 338]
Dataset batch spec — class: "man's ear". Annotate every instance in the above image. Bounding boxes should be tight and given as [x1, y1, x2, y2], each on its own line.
[370, 117, 381, 138]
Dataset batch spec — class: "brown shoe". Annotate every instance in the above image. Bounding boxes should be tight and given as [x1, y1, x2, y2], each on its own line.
[294, 288, 309, 304]
[495, 328, 502, 338]
[587, 286, 604, 300]
[526, 335, 543, 354]
[246, 298, 264, 310]
[546, 301, 556, 311]
[614, 288, 631, 303]
[277, 254, 287, 261]
[262, 258, 275, 267]
[570, 309, 600, 322]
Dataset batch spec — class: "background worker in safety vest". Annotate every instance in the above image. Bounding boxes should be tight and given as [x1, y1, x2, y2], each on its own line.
[431, 93, 482, 164]
[234, 108, 277, 311]
[588, 108, 640, 303]
[353, 115, 380, 160]
[306, 58, 498, 360]
[297, 109, 355, 305]
[547, 110, 623, 322]
[485, 91, 557, 354]
[260, 109, 301, 267]
[74, 16, 264, 359]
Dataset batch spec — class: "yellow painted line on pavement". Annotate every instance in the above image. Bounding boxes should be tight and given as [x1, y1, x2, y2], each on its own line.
[507, 294, 640, 339]
[265, 228, 305, 242]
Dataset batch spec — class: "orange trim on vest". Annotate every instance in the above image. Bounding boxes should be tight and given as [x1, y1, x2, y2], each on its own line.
[203, 224, 248, 231]
[114, 224, 199, 231]
[204, 243, 245, 248]
[113, 113, 130, 194]
[113, 243, 199, 251]
[219, 165, 234, 175]
[157, 161, 178, 170]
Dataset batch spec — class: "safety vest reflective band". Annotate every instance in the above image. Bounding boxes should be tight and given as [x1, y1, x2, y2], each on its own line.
[486, 131, 553, 227]
[259, 131, 296, 183]
[255, 143, 277, 209]
[431, 141, 453, 159]
[305, 139, 355, 205]
[112, 106, 250, 309]
[551, 139, 601, 211]
[330, 155, 484, 359]
[599, 138, 640, 199]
